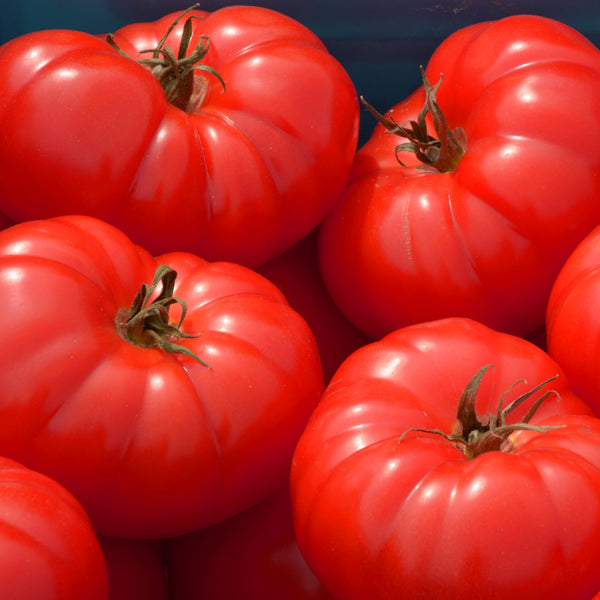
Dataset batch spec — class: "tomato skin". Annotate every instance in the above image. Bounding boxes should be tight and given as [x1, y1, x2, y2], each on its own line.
[258, 227, 374, 384]
[0, 6, 358, 267]
[0, 456, 108, 599]
[290, 318, 600, 600]
[319, 15, 600, 339]
[0, 215, 324, 539]
[546, 225, 600, 416]
[166, 485, 332, 600]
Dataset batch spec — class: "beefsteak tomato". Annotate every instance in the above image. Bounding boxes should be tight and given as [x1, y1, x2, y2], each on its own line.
[318, 14, 600, 339]
[546, 225, 600, 416]
[0, 456, 108, 599]
[0, 5, 358, 267]
[0, 215, 323, 539]
[290, 317, 600, 600]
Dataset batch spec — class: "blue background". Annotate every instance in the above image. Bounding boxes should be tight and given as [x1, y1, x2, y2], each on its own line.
[3, 1, 599, 143]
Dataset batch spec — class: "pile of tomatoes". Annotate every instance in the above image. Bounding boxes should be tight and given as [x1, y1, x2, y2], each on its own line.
[1, 4, 600, 599]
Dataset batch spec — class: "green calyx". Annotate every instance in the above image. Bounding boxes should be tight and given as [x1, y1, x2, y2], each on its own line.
[361, 66, 467, 173]
[106, 4, 225, 112]
[399, 365, 564, 459]
[115, 264, 209, 367]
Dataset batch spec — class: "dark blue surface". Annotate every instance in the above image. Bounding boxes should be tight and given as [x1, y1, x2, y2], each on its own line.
[3, 1, 599, 143]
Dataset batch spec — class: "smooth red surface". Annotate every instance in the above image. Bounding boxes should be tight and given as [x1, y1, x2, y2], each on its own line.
[547, 225, 600, 415]
[0, 456, 108, 599]
[291, 317, 600, 600]
[0, 6, 358, 267]
[0, 215, 324, 539]
[319, 15, 600, 339]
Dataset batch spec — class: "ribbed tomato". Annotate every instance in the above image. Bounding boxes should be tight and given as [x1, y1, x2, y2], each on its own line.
[0, 215, 323, 538]
[291, 318, 600, 599]
[0, 6, 358, 267]
[319, 15, 600, 339]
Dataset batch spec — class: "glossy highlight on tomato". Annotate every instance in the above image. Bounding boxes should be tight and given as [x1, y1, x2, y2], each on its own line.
[0, 215, 324, 539]
[0, 5, 359, 268]
[547, 225, 600, 416]
[319, 14, 600, 339]
[291, 318, 600, 600]
[0, 456, 109, 600]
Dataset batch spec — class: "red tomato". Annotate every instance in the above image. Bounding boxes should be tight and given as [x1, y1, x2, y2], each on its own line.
[166, 485, 332, 600]
[319, 15, 600, 339]
[547, 225, 600, 415]
[0, 456, 108, 599]
[258, 227, 373, 384]
[0, 6, 358, 268]
[98, 536, 168, 600]
[290, 318, 600, 600]
[0, 215, 323, 539]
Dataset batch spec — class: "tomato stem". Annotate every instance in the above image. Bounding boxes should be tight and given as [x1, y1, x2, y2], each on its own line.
[105, 4, 225, 112]
[361, 66, 466, 173]
[399, 365, 564, 458]
[115, 264, 209, 367]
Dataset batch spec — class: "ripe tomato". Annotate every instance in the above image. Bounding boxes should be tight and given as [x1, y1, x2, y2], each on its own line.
[0, 456, 108, 599]
[0, 215, 323, 539]
[318, 14, 600, 339]
[0, 6, 358, 268]
[291, 318, 600, 600]
[546, 225, 600, 415]
[166, 485, 332, 600]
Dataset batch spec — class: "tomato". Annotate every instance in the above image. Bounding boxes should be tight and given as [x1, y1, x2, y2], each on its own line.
[98, 536, 168, 600]
[546, 225, 600, 416]
[318, 14, 600, 339]
[166, 485, 332, 600]
[290, 317, 600, 600]
[0, 5, 358, 268]
[0, 456, 108, 599]
[0, 215, 323, 539]
[258, 227, 373, 384]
